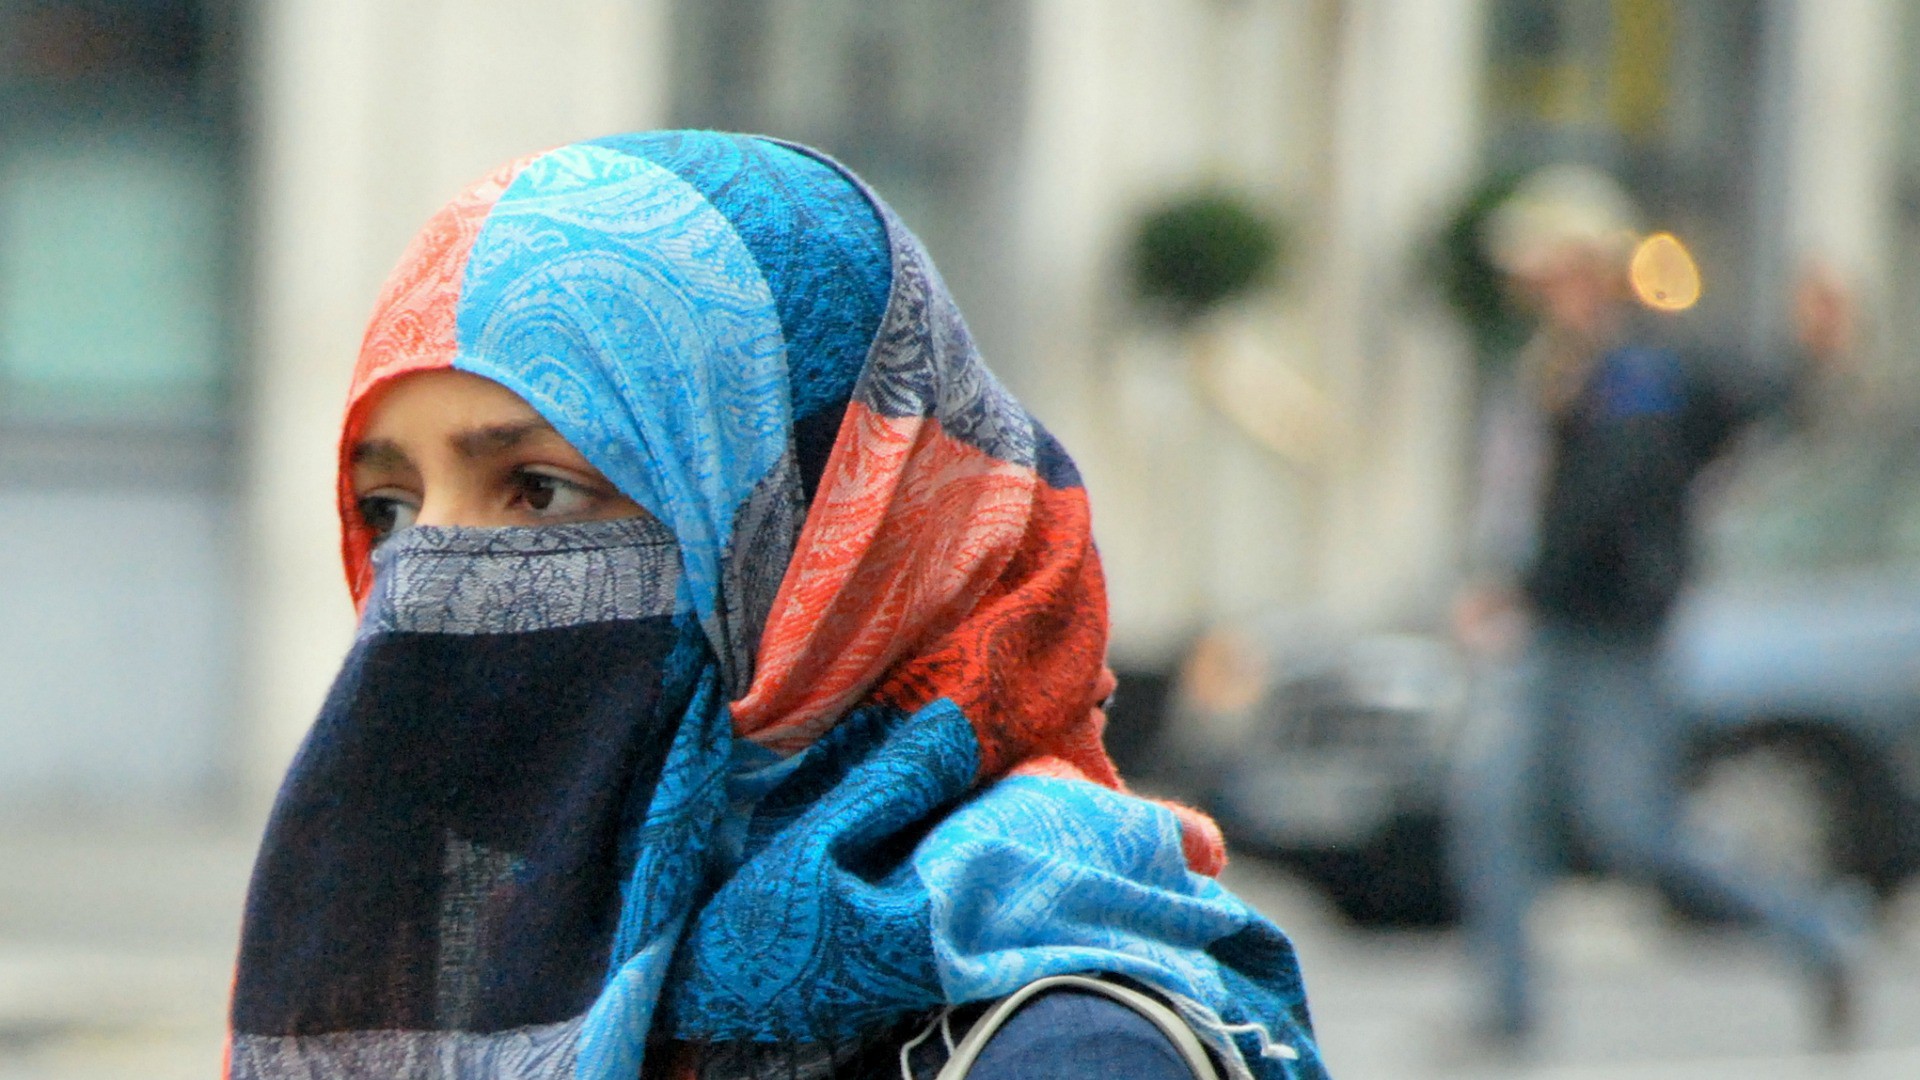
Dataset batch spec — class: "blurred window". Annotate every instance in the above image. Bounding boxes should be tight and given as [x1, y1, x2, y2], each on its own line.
[0, 132, 226, 422]
[0, 0, 236, 430]
[0, 0, 240, 812]
[1876, 451, 1920, 566]
[1891, 5, 1920, 384]
[1707, 434, 1920, 577]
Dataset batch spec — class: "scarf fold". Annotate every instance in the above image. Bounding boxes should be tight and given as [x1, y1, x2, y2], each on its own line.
[231, 130, 1326, 1080]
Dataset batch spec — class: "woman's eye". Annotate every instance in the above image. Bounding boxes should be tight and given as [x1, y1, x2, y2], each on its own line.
[357, 495, 419, 541]
[512, 470, 597, 517]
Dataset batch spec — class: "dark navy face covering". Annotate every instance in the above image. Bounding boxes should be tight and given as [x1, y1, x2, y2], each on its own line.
[232, 517, 692, 1066]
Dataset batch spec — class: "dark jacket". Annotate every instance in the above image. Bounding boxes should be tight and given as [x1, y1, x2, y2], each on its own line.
[1524, 339, 1770, 638]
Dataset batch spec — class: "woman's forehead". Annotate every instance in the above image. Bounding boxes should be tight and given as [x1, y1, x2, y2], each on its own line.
[356, 369, 545, 442]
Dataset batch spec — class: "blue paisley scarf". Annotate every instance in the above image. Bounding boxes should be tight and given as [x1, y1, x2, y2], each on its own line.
[228, 131, 1327, 1080]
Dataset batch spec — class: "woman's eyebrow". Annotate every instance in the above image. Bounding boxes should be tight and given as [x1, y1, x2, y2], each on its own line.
[348, 439, 408, 469]
[451, 419, 558, 459]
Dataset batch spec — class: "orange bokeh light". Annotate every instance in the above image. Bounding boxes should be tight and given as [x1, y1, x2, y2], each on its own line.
[1630, 231, 1702, 312]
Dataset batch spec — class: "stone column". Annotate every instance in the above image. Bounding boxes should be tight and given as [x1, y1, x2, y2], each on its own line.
[1780, 0, 1899, 298]
[1013, 0, 1327, 663]
[1309, 0, 1486, 625]
[1011, 0, 1487, 657]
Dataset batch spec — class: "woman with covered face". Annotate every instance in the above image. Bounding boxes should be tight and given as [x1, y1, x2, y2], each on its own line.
[226, 131, 1326, 1080]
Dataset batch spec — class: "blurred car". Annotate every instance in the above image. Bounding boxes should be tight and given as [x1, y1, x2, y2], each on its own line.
[1666, 426, 1920, 907]
[1167, 425, 1920, 928]
[1163, 618, 1470, 927]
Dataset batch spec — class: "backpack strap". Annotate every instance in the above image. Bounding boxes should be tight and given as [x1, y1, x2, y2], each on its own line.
[933, 975, 1220, 1080]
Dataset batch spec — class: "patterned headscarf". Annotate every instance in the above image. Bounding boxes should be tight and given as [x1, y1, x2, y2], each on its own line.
[235, 132, 1324, 1080]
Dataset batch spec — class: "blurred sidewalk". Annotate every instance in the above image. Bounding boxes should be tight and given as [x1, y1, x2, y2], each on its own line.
[1, 825, 1917, 1079]
[1219, 858, 1920, 1079]
[0, 825, 257, 1080]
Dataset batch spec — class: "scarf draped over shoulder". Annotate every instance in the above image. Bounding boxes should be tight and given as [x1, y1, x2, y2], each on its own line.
[241, 131, 1323, 1080]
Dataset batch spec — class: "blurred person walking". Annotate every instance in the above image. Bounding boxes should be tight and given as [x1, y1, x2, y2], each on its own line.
[1446, 165, 1866, 1050]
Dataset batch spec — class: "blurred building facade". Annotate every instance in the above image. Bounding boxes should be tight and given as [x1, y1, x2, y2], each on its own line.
[0, 0, 243, 816]
[0, 0, 1909, 816]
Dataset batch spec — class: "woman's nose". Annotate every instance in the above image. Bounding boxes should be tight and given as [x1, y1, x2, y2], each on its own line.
[410, 487, 493, 529]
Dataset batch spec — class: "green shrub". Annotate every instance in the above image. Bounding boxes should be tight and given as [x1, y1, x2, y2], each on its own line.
[1430, 170, 1532, 372]
[1130, 191, 1285, 321]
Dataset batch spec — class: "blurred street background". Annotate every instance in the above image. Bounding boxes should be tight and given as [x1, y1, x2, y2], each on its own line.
[3, 0, 1920, 1077]
[2, 831, 1918, 1078]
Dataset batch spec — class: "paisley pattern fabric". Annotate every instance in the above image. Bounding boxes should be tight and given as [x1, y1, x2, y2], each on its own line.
[232, 1018, 587, 1079]
[232, 525, 701, 1078]
[360, 518, 683, 636]
[235, 131, 1326, 1080]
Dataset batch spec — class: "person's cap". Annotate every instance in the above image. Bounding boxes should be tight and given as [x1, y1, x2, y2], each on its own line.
[1482, 164, 1642, 275]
